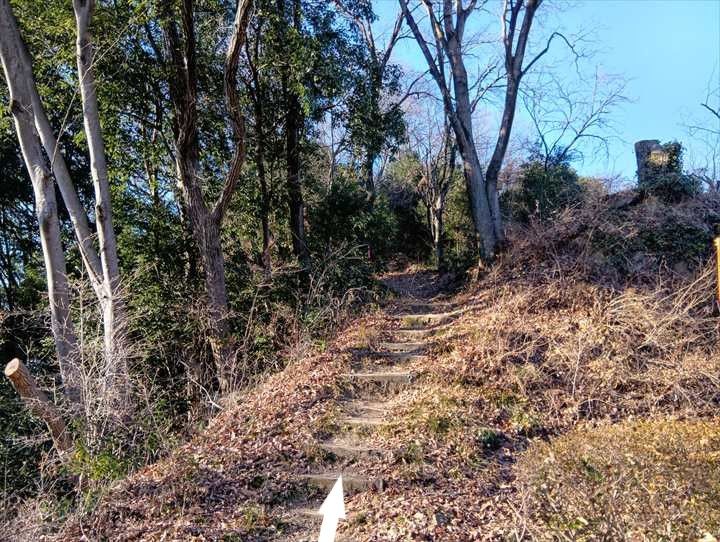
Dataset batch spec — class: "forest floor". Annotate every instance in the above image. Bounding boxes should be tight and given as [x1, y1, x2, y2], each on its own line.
[50, 267, 522, 541]
[27, 195, 720, 541]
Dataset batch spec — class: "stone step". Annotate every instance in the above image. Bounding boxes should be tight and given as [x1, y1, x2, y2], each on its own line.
[363, 351, 424, 365]
[299, 472, 382, 493]
[320, 438, 385, 459]
[343, 371, 413, 385]
[289, 508, 361, 541]
[398, 311, 461, 329]
[342, 399, 390, 416]
[394, 302, 453, 314]
[376, 341, 426, 353]
[293, 506, 323, 519]
[338, 414, 386, 428]
[391, 327, 445, 339]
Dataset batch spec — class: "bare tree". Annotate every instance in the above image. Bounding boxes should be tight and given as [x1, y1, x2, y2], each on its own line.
[686, 77, 720, 191]
[72, 0, 128, 396]
[522, 69, 628, 169]
[406, 100, 457, 269]
[0, 0, 132, 408]
[317, 107, 350, 189]
[0, 9, 81, 405]
[400, 0, 545, 261]
[160, 0, 253, 393]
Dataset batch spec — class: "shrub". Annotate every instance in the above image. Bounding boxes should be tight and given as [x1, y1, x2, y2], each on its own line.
[308, 174, 399, 262]
[442, 179, 477, 270]
[502, 153, 583, 222]
[638, 141, 701, 203]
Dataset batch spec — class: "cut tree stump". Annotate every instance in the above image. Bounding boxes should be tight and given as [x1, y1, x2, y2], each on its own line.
[4, 358, 71, 452]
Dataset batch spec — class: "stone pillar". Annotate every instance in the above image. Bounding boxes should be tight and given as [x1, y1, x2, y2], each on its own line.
[634, 139, 662, 183]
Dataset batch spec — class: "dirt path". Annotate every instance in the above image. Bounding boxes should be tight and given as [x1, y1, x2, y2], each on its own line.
[278, 270, 462, 541]
[54, 270, 468, 542]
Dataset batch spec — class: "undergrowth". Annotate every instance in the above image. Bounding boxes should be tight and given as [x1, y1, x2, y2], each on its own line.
[516, 418, 720, 540]
[7, 193, 720, 540]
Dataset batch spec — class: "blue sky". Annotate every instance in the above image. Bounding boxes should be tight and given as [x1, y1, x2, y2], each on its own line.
[372, 0, 720, 181]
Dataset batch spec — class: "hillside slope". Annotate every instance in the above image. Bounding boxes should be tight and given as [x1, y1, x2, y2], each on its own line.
[19, 194, 720, 541]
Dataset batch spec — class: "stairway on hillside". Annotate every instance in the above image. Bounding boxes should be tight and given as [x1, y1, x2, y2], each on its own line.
[277, 290, 462, 542]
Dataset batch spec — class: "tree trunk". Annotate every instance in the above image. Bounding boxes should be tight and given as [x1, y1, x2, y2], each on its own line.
[0, 2, 81, 405]
[365, 151, 376, 205]
[174, 154, 235, 392]
[432, 199, 444, 271]
[0, 0, 105, 300]
[5, 359, 72, 453]
[485, 83, 518, 244]
[73, 0, 129, 401]
[1, 0, 134, 410]
[460, 145, 497, 259]
[161, 0, 253, 393]
[280, 0, 309, 268]
[201, 217, 235, 392]
[253, 98, 273, 280]
[485, 0, 540, 244]
[447, 31, 497, 260]
[257, 153, 273, 281]
[285, 86, 309, 268]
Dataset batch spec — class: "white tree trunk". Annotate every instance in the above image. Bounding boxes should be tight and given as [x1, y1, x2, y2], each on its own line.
[72, 0, 128, 397]
[1, 6, 104, 300]
[432, 195, 444, 270]
[0, 3, 81, 404]
[0, 0, 130, 408]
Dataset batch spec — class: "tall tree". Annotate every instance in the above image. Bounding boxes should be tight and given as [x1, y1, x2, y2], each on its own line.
[399, 0, 544, 260]
[159, 0, 252, 393]
[522, 69, 628, 171]
[409, 110, 456, 270]
[242, 7, 279, 279]
[0, 19, 80, 403]
[249, 0, 355, 268]
[0, 0, 131, 406]
[72, 0, 127, 388]
[334, 0, 406, 204]
[272, 0, 310, 267]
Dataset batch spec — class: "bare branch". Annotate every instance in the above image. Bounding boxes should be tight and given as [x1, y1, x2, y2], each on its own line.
[522, 31, 580, 77]
[702, 102, 720, 122]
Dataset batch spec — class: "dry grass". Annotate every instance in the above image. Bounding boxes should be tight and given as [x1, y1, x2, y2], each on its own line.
[515, 418, 720, 540]
[343, 196, 720, 539]
[437, 263, 720, 431]
[10, 195, 720, 540]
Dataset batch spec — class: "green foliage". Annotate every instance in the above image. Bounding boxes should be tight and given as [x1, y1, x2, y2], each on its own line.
[0, 376, 49, 503]
[476, 428, 503, 451]
[381, 153, 432, 262]
[308, 173, 398, 260]
[503, 150, 583, 222]
[442, 173, 477, 271]
[638, 141, 702, 203]
[638, 221, 711, 262]
[69, 442, 130, 483]
[582, 200, 715, 277]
